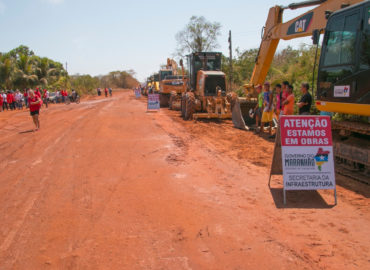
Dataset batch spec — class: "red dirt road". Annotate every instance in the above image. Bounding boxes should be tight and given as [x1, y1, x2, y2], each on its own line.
[0, 90, 369, 270]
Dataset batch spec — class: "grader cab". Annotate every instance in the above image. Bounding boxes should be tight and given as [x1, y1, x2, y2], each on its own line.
[181, 52, 232, 120]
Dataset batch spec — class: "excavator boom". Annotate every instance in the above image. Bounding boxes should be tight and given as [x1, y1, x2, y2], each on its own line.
[246, 0, 363, 91]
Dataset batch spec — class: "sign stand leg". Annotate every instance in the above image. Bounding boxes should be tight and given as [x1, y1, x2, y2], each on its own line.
[283, 189, 286, 205]
[334, 188, 337, 205]
[268, 123, 282, 189]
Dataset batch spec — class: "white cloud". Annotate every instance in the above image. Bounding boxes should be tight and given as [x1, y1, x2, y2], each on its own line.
[0, 1, 5, 14]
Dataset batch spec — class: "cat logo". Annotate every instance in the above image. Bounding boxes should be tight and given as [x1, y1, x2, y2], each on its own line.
[287, 12, 313, 35]
[295, 19, 307, 32]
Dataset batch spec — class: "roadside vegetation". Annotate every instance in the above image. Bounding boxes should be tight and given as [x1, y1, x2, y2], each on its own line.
[222, 45, 321, 99]
[0, 45, 139, 95]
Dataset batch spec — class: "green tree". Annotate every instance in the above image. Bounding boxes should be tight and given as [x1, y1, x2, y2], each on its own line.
[222, 48, 259, 95]
[222, 45, 320, 97]
[70, 74, 99, 95]
[1, 45, 139, 95]
[8, 45, 34, 59]
[175, 16, 221, 56]
[13, 54, 38, 89]
[34, 57, 59, 87]
[0, 54, 13, 89]
[99, 70, 139, 89]
[0, 45, 67, 90]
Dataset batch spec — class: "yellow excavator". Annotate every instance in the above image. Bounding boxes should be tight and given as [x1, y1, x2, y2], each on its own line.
[234, 0, 369, 182]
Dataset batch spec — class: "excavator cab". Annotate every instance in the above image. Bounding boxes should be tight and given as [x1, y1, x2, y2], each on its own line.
[159, 70, 173, 81]
[316, 1, 370, 116]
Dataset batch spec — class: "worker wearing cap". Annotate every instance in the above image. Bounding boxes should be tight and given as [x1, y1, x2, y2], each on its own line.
[260, 82, 273, 135]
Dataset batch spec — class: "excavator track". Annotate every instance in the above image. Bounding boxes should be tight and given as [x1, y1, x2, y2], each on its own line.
[332, 120, 370, 136]
[332, 120, 370, 185]
[335, 165, 370, 185]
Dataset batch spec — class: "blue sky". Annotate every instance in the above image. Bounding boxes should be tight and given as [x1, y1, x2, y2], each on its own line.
[0, 0, 313, 81]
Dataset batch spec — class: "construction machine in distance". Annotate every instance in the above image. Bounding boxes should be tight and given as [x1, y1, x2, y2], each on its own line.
[143, 74, 160, 95]
[157, 58, 187, 108]
[142, 77, 152, 96]
[168, 58, 187, 111]
[158, 58, 181, 107]
[234, 0, 369, 183]
[181, 52, 232, 121]
[152, 73, 160, 93]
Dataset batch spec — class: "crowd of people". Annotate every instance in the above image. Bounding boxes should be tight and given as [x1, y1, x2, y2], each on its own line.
[253, 81, 312, 138]
[0, 88, 81, 112]
[1, 88, 46, 112]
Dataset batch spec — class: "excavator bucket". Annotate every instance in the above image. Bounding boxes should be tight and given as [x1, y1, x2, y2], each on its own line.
[229, 91, 257, 130]
[227, 93, 254, 130]
[231, 97, 248, 130]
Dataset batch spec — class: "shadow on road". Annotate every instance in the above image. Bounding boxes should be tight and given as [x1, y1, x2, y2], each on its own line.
[270, 188, 335, 209]
[19, 129, 35, 134]
[336, 175, 370, 199]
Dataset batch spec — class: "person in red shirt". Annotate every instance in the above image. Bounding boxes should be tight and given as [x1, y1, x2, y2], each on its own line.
[104, 88, 108, 97]
[7, 92, 15, 110]
[61, 90, 66, 103]
[28, 90, 42, 131]
[64, 89, 69, 103]
[35, 88, 41, 98]
[0, 93, 3, 112]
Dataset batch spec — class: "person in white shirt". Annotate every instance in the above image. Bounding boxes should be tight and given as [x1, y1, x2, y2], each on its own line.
[2, 92, 7, 110]
[14, 90, 23, 110]
[56, 90, 61, 103]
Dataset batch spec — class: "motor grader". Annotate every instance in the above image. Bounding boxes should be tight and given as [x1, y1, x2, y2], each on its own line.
[181, 52, 232, 121]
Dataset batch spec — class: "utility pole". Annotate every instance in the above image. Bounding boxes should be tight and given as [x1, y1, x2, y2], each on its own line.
[228, 30, 233, 92]
[65, 62, 68, 89]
